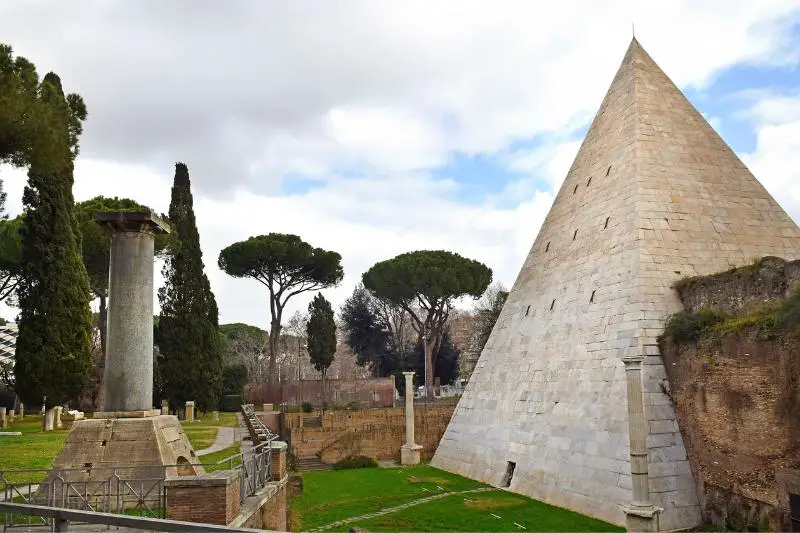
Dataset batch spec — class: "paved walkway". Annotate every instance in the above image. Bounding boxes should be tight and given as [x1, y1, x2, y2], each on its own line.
[196, 426, 236, 456]
[310, 487, 496, 531]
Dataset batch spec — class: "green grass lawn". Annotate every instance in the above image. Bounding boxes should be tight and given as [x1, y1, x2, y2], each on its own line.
[345, 488, 623, 532]
[0, 415, 69, 483]
[200, 442, 242, 471]
[290, 464, 487, 530]
[181, 411, 238, 427]
[181, 426, 218, 450]
[289, 464, 623, 533]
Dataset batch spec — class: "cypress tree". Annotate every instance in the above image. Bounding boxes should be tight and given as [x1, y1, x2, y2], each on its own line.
[306, 293, 336, 405]
[14, 73, 93, 406]
[157, 163, 222, 413]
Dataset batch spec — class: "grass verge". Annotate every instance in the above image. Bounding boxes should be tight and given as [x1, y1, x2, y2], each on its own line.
[0, 415, 69, 483]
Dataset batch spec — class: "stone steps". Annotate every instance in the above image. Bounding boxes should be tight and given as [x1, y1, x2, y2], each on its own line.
[296, 456, 332, 472]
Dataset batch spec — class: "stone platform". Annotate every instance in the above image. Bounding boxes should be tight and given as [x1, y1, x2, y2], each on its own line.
[39, 415, 202, 489]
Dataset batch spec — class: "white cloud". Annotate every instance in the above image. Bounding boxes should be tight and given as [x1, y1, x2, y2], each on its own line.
[0, 1, 799, 327]
[0, 2, 798, 194]
[741, 92, 800, 224]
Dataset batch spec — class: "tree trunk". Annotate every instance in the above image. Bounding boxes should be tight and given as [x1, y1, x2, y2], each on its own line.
[424, 332, 434, 400]
[268, 318, 281, 403]
[94, 294, 108, 410]
[321, 368, 326, 409]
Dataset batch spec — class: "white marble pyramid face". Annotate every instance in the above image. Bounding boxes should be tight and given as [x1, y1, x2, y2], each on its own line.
[431, 39, 800, 531]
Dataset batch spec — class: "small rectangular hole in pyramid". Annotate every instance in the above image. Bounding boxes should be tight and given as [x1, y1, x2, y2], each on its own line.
[590, 290, 596, 303]
[545, 241, 550, 252]
[550, 299, 555, 311]
[525, 305, 531, 316]
[573, 229, 578, 240]
[573, 184, 579, 194]
[606, 165, 611, 176]
[501, 461, 516, 488]
[604, 216, 610, 229]
[586, 177, 592, 186]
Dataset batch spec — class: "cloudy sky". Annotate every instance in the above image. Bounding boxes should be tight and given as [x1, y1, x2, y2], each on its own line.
[0, 1, 799, 328]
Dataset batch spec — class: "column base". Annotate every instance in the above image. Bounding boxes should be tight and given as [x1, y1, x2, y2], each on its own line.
[400, 444, 423, 465]
[623, 504, 662, 533]
[92, 409, 161, 419]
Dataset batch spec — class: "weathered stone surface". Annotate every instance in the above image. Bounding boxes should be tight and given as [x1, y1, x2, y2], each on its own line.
[98, 211, 169, 412]
[431, 37, 800, 531]
[42, 415, 202, 487]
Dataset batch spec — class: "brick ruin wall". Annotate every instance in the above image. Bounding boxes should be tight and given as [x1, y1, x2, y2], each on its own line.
[662, 257, 800, 531]
[285, 407, 454, 463]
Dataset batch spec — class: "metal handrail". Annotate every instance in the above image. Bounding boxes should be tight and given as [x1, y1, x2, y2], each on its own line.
[0, 501, 271, 532]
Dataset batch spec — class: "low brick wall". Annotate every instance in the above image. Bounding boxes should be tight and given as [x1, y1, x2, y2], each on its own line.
[286, 407, 454, 463]
[164, 470, 240, 525]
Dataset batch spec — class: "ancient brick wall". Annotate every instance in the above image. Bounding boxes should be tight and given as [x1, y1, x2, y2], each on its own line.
[248, 377, 396, 407]
[286, 407, 454, 463]
[660, 261, 800, 531]
[676, 256, 800, 316]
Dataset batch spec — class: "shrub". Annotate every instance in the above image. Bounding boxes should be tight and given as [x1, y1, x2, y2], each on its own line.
[333, 455, 378, 470]
[301, 402, 313, 413]
[662, 308, 726, 345]
[345, 401, 360, 411]
[219, 394, 243, 412]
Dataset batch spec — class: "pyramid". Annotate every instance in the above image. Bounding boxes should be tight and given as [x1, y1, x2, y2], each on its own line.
[431, 38, 800, 530]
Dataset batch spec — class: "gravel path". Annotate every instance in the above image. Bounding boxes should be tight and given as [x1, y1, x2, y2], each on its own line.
[195, 426, 236, 456]
[310, 487, 496, 531]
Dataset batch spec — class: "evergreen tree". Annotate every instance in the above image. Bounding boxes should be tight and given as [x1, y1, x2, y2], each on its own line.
[14, 73, 93, 406]
[157, 163, 222, 413]
[306, 293, 336, 405]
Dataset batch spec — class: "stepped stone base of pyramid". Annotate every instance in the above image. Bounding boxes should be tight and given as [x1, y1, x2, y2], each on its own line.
[33, 415, 203, 505]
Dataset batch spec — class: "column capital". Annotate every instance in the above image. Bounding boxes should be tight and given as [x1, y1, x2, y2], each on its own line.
[621, 355, 645, 369]
[95, 210, 171, 235]
[402, 371, 415, 378]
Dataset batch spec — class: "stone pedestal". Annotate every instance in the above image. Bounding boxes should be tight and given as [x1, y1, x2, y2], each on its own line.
[185, 401, 195, 422]
[7, 409, 13, 422]
[400, 372, 421, 465]
[401, 444, 423, 465]
[212, 411, 219, 422]
[0, 407, 6, 429]
[18, 403, 23, 418]
[622, 356, 663, 532]
[96, 211, 169, 412]
[161, 400, 169, 415]
[54, 406, 63, 429]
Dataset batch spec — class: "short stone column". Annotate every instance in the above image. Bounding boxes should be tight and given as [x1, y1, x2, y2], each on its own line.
[18, 403, 23, 419]
[185, 401, 195, 422]
[42, 408, 55, 432]
[0, 407, 6, 429]
[8, 409, 14, 422]
[212, 410, 220, 422]
[54, 406, 63, 429]
[400, 372, 422, 465]
[622, 355, 662, 532]
[96, 211, 169, 412]
[161, 400, 169, 415]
